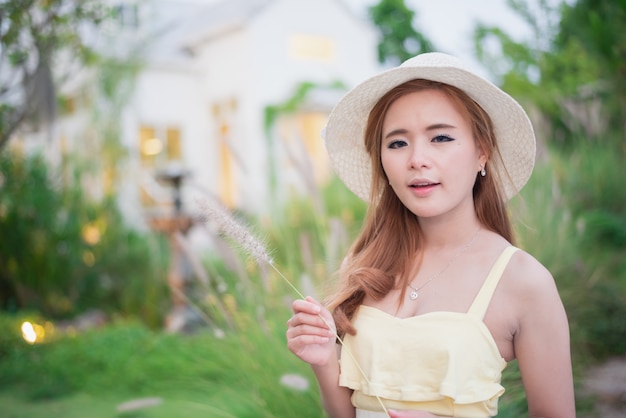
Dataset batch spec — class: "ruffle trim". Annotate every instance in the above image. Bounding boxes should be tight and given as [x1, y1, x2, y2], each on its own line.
[340, 375, 505, 405]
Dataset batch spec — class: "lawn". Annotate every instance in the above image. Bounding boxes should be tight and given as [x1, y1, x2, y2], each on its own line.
[0, 317, 324, 418]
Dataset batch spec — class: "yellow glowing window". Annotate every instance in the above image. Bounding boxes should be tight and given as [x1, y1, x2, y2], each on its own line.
[212, 98, 239, 207]
[139, 125, 182, 164]
[166, 128, 181, 160]
[289, 34, 335, 62]
[139, 126, 158, 167]
[298, 112, 331, 184]
[219, 139, 235, 208]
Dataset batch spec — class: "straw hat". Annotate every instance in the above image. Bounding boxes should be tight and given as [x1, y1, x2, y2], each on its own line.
[324, 52, 536, 201]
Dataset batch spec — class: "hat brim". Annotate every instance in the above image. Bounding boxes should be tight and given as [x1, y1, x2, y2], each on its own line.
[324, 53, 536, 202]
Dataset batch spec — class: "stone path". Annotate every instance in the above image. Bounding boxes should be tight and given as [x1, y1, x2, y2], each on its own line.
[581, 355, 626, 418]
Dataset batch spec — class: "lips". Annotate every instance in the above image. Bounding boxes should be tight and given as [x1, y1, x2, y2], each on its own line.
[409, 181, 440, 188]
[408, 180, 440, 196]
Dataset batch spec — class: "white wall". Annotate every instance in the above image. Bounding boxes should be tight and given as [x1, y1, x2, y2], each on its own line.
[32, 0, 381, 225]
[188, 0, 381, 214]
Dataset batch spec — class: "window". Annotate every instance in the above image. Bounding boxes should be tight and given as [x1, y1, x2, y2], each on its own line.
[166, 128, 181, 160]
[219, 136, 235, 208]
[298, 111, 330, 184]
[212, 98, 240, 208]
[138, 124, 182, 208]
[139, 125, 181, 166]
[139, 126, 158, 167]
[289, 34, 335, 62]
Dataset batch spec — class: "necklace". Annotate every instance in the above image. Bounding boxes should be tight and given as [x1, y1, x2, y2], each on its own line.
[408, 228, 481, 301]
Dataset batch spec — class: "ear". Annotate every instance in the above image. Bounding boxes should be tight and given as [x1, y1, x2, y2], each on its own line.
[477, 148, 488, 171]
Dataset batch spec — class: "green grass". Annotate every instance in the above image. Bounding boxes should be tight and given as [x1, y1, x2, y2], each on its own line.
[0, 317, 325, 417]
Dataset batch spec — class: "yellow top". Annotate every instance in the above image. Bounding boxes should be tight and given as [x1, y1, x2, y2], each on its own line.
[339, 246, 518, 418]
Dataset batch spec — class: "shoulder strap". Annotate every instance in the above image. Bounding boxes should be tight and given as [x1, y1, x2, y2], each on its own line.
[468, 246, 518, 319]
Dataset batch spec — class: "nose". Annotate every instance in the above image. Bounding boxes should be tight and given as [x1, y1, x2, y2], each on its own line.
[408, 142, 431, 170]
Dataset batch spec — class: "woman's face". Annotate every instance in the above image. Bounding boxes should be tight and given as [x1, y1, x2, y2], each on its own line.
[380, 89, 486, 220]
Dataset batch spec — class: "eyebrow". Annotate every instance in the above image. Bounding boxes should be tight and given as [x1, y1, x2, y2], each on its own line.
[383, 128, 409, 140]
[426, 123, 456, 131]
[383, 123, 457, 140]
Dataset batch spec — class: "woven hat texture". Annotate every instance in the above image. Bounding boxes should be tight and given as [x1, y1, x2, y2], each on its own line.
[324, 52, 536, 201]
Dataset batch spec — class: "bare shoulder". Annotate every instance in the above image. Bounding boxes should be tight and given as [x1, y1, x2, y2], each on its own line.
[494, 246, 566, 331]
[503, 248, 559, 300]
[500, 247, 569, 342]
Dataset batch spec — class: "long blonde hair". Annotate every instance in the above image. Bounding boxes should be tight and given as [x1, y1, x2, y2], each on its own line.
[325, 79, 514, 337]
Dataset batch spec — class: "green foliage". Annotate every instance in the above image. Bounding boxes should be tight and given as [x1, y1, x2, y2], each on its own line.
[554, 141, 626, 361]
[0, 0, 108, 149]
[575, 282, 626, 359]
[498, 362, 528, 417]
[558, 0, 626, 97]
[368, 0, 435, 65]
[581, 211, 626, 248]
[0, 151, 169, 326]
[473, 0, 626, 147]
[0, 311, 43, 359]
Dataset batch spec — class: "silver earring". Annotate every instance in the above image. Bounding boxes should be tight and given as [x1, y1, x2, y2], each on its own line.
[480, 166, 486, 177]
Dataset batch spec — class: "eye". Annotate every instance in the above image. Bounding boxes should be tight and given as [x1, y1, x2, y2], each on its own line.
[432, 134, 454, 143]
[387, 139, 408, 149]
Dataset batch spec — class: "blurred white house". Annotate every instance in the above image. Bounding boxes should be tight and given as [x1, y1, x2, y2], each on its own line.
[18, 0, 380, 228]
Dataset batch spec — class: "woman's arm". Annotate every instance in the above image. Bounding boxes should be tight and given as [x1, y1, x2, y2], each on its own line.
[287, 297, 355, 418]
[311, 352, 356, 418]
[513, 254, 576, 418]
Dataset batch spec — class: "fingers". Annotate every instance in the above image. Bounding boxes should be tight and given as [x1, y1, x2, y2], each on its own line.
[286, 297, 338, 365]
[286, 320, 334, 340]
[288, 304, 333, 334]
[291, 297, 322, 315]
[287, 331, 332, 347]
[295, 296, 335, 323]
[286, 298, 335, 343]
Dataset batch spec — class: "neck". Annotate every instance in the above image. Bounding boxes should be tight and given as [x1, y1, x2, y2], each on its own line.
[418, 212, 482, 251]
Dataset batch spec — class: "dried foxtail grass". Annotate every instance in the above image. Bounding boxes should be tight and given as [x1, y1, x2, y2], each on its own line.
[172, 231, 235, 330]
[196, 197, 390, 417]
[196, 197, 306, 300]
[196, 198, 273, 265]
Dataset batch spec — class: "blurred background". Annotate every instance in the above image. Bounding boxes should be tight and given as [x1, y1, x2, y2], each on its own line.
[0, 0, 624, 416]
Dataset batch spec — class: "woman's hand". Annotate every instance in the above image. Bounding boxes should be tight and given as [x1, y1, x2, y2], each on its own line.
[286, 296, 337, 366]
[387, 410, 439, 418]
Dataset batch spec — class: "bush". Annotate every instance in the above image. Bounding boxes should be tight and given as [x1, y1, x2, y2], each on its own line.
[0, 151, 169, 326]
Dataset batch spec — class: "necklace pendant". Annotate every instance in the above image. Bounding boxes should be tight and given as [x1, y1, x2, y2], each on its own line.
[409, 290, 419, 300]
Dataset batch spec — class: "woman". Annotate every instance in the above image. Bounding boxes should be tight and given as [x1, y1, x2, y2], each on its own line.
[286, 53, 575, 418]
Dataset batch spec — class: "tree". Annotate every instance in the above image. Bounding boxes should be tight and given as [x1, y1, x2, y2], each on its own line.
[556, 0, 626, 133]
[0, 0, 107, 151]
[472, 0, 626, 145]
[368, 0, 435, 66]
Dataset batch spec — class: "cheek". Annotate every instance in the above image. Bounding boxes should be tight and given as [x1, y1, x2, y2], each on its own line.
[456, 142, 481, 168]
[380, 153, 394, 176]
[381, 158, 404, 187]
